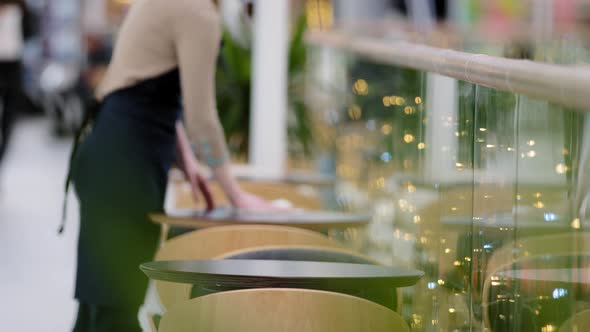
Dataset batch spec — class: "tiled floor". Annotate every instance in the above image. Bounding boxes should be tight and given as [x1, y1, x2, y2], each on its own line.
[0, 117, 79, 331]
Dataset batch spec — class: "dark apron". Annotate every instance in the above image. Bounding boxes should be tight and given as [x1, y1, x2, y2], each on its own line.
[70, 69, 180, 309]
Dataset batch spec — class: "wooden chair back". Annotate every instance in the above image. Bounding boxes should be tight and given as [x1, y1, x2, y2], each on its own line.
[154, 225, 342, 310]
[216, 246, 402, 313]
[158, 288, 410, 332]
[559, 309, 590, 332]
[483, 232, 590, 330]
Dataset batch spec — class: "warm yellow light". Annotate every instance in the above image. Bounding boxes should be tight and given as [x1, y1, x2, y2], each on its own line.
[527, 150, 536, 158]
[382, 96, 391, 107]
[448, 308, 456, 313]
[527, 140, 536, 146]
[352, 79, 369, 95]
[348, 105, 362, 120]
[444, 248, 451, 254]
[381, 124, 392, 135]
[407, 184, 416, 193]
[486, 144, 496, 148]
[417, 142, 426, 150]
[415, 96, 422, 104]
[534, 192, 542, 198]
[411, 314, 423, 329]
[533, 201, 545, 209]
[479, 128, 487, 132]
[396, 97, 406, 106]
[374, 177, 385, 189]
[555, 163, 568, 174]
[413, 215, 421, 224]
[437, 279, 445, 286]
[404, 134, 415, 143]
[571, 218, 581, 229]
[398, 199, 408, 210]
[405, 106, 416, 115]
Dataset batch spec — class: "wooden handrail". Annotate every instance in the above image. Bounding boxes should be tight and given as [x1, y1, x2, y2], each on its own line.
[306, 29, 590, 111]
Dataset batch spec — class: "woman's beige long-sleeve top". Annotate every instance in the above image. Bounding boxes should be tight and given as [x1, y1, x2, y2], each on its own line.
[97, 0, 228, 166]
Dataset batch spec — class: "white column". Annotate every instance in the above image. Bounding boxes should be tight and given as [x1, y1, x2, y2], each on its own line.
[425, 73, 458, 182]
[249, 0, 289, 177]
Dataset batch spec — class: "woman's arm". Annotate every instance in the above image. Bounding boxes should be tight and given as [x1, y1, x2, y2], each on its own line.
[176, 121, 275, 210]
[172, 2, 279, 211]
[173, 2, 228, 168]
[175, 121, 214, 210]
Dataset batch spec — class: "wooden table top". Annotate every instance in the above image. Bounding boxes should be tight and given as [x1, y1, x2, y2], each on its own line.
[140, 259, 424, 290]
[150, 208, 371, 231]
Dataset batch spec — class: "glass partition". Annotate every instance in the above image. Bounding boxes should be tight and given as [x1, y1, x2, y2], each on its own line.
[306, 34, 590, 332]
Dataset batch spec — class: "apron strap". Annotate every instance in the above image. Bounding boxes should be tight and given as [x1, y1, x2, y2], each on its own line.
[58, 100, 100, 235]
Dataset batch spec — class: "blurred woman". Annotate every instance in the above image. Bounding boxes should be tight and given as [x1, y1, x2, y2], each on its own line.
[0, 0, 31, 166]
[68, 0, 273, 330]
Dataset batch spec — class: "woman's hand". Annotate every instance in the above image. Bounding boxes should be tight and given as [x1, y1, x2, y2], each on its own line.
[177, 121, 286, 212]
[229, 188, 284, 211]
[212, 164, 288, 212]
[176, 121, 215, 211]
[180, 158, 215, 211]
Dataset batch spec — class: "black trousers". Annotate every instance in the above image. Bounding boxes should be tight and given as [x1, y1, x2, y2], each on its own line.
[0, 62, 22, 164]
[72, 303, 142, 332]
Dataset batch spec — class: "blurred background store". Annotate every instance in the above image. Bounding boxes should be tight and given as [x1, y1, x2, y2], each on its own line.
[2, 0, 590, 331]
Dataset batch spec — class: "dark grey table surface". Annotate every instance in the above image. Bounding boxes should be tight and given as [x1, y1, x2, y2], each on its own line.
[141, 259, 424, 290]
